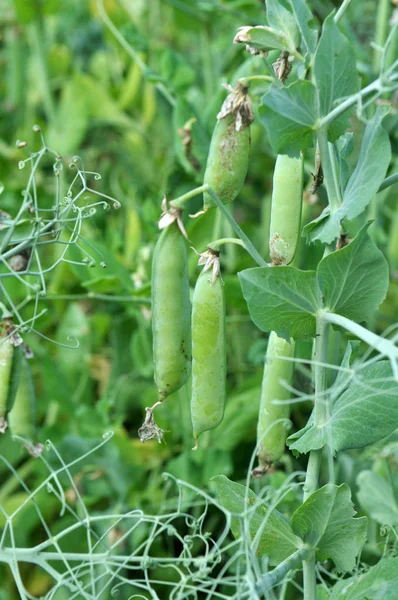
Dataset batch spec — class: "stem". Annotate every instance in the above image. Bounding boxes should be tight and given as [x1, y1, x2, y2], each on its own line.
[207, 238, 245, 252]
[317, 129, 341, 212]
[239, 75, 275, 86]
[256, 548, 309, 593]
[378, 172, 398, 193]
[42, 293, 151, 304]
[206, 187, 268, 267]
[302, 317, 329, 600]
[31, 18, 55, 123]
[334, 0, 353, 24]
[321, 312, 398, 379]
[318, 75, 397, 129]
[372, 0, 391, 73]
[169, 185, 209, 209]
[96, 0, 175, 107]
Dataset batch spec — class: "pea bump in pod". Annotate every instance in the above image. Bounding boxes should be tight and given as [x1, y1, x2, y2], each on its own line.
[191, 249, 226, 449]
[139, 199, 191, 443]
[252, 332, 295, 477]
[201, 82, 254, 213]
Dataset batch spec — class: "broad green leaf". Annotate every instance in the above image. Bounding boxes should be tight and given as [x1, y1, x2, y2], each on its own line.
[288, 361, 398, 453]
[357, 471, 398, 526]
[317, 224, 389, 322]
[290, 0, 318, 56]
[336, 132, 354, 194]
[260, 81, 317, 154]
[341, 108, 391, 220]
[304, 112, 391, 243]
[213, 475, 302, 564]
[238, 267, 321, 341]
[313, 14, 359, 140]
[292, 484, 367, 572]
[329, 558, 398, 599]
[266, 0, 300, 51]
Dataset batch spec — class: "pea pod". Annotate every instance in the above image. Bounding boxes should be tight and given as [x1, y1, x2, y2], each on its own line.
[203, 82, 253, 211]
[152, 221, 191, 400]
[269, 153, 304, 265]
[191, 259, 226, 446]
[253, 332, 295, 476]
[8, 352, 37, 445]
[0, 335, 22, 433]
[0, 336, 14, 431]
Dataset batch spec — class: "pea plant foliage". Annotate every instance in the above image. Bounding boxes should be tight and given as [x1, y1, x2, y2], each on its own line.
[1, 0, 398, 599]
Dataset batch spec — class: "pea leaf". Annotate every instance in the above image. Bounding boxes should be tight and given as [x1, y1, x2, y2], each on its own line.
[329, 558, 398, 599]
[313, 13, 359, 141]
[238, 267, 321, 341]
[289, 0, 318, 57]
[260, 80, 317, 154]
[212, 475, 303, 565]
[357, 471, 398, 526]
[292, 484, 367, 573]
[317, 223, 389, 322]
[288, 361, 398, 454]
[340, 107, 391, 219]
[266, 0, 300, 51]
[303, 110, 391, 243]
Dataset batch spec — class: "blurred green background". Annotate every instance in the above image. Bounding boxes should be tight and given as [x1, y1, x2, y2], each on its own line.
[0, 0, 397, 597]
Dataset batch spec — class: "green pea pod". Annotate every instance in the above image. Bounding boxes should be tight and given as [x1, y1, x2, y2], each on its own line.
[0, 337, 23, 433]
[254, 331, 295, 475]
[152, 222, 191, 400]
[8, 352, 36, 444]
[269, 153, 303, 265]
[203, 83, 253, 211]
[191, 265, 226, 446]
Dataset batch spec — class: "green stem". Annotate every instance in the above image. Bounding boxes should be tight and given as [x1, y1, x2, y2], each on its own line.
[318, 74, 398, 129]
[256, 547, 309, 593]
[42, 293, 151, 304]
[373, 0, 391, 73]
[238, 75, 274, 86]
[169, 185, 209, 209]
[207, 238, 245, 252]
[97, 0, 175, 107]
[206, 187, 268, 267]
[302, 317, 329, 600]
[317, 129, 341, 212]
[334, 0, 353, 24]
[31, 18, 55, 123]
[321, 311, 398, 372]
[378, 172, 398, 193]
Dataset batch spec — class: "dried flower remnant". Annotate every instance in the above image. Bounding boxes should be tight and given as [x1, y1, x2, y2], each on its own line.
[138, 407, 167, 443]
[158, 197, 188, 239]
[273, 51, 293, 83]
[217, 82, 254, 132]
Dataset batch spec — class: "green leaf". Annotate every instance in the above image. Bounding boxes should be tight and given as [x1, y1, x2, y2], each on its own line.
[329, 558, 398, 599]
[288, 361, 398, 453]
[212, 475, 302, 564]
[266, 0, 300, 51]
[317, 224, 389, 322]
[260, 80, 317, 154]
[235, 26, 290, 52]
[304, 111, 391, 243]
[289, 0, 318, 56]
[340, 108, 391, 220]
[357, 471, 398, 526]
[313, 14, 359, 140]
[292, 484, 367, 572]
[238, 266, 321, 341]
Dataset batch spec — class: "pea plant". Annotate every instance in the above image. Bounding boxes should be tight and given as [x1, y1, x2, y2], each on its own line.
[141, 0, 398, 597]
[0, 127, 119, 451]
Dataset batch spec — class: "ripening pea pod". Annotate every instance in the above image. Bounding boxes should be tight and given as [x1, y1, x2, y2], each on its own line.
[202, 82, 253, 211]
[0, 336, 14, 431]
[269, 153, 304, 266]
[191, 256, 226, 447]
[152, 221, 191, 401]
[253, 332, 295, 476]
[0, 336, 22, 433]
[8, 352, 37, 446]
